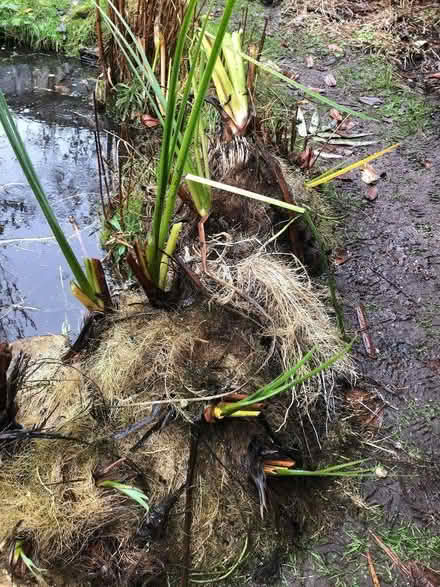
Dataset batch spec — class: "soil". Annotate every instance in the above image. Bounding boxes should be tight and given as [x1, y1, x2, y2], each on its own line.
[1, 2, 440, 585]
[258, 2, 440, 585]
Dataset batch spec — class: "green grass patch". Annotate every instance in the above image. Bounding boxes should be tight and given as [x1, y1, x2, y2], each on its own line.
[0, 0, 70, 51]
[339, 56, 432, 138]
[286, 519, 440, 587]
[65, 0, 96, 56]
[0, 0, 96, 54]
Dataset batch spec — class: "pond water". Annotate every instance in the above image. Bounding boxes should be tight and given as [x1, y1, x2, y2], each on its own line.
[0, 50, 113, 341]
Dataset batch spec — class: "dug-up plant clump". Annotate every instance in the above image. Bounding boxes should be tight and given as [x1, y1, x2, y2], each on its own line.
[0, 242, 354, 585]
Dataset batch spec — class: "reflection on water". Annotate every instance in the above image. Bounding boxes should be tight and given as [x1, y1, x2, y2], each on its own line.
[0, 51, 113, 341]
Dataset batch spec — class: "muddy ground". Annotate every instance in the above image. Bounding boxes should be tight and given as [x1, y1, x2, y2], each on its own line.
[1, 2, 439, 585]
[248, 2, 440, 586]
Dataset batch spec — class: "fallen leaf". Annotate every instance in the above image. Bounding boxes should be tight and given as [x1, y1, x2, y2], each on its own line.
[334, 247, 348, 265]
[296, 107, 308, 137]
[318, 131, 374, 139]
[365, 185, 378, 201]
[329, 108, 342, 121]
[280, 40, 289, 48]
[424, 359, 440, 373]
[424, 159, 433, 168]
[293, 14, 306, 25]
[414, 39, 428, 48]
[346, 387, 384, 431]
[305, 55, 314, 68]
[140, 114, 160, 128]
[407, 562, 440, 586]
[309, 109, 320, 134]
[359, 96, 383, 106]
[338, 119, 355, 131]
[375, 465, 388, 478]
[324, 73, 337, 87]
[314, 136, 377, 147]
[313, 150, 344, 160]
[361, 163, 379, 184]
[328, 43, 344, 55]
[297, 146, 315, 169]
[280, 68, 298, 80]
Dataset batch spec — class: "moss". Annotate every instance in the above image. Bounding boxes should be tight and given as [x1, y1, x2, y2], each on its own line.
[0, 0, 71, 51]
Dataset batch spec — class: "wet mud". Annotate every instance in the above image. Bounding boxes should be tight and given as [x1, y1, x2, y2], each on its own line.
[268, 10, 440, 584]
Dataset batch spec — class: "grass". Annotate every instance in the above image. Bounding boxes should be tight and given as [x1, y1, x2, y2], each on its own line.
[0, 91, 111, 311]
[0, 0, 70, 51]
[339, 55, 433, 138]
[65, 0, 96, 56]
[284, 519, 440, 587]
[96, 480, 150, 511]
[0, 0, 96, 54]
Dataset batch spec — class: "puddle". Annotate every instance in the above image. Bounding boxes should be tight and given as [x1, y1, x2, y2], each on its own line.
[0, 50, 114, 341]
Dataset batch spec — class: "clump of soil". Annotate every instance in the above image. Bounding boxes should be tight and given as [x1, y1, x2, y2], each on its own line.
[0, 242, 352, 584]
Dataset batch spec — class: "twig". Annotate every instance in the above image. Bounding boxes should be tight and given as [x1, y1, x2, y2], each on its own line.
[367, 551, 381, 587]
[356, 304, 377, 359]
[181, 427, 200, 587]
[93, 92, 111, 216]
[370, 531, 410, 578]
[129, 407, 174, 453]
[93, 92, 107, 219]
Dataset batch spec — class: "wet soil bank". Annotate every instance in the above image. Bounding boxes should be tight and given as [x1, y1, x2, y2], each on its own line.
[265, 5, 440, 585]
[0, 51, 112, 340]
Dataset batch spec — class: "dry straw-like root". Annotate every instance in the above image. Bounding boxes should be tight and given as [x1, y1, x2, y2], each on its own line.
[202, 249, 355, 424]
[0, 245, 354, 584]
[86, 299, 268, 423]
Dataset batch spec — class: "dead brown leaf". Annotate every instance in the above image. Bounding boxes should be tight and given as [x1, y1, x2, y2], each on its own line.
[324, 73, 337, 87]
[365, 185, 378, 201]
[372, 533, 440, 587]
[424, 159, 433, 169]
[296, 146, 315, 169]
[329, 108, 342, 121]
[361, 163, 379, 185]
[338, 119, 356, 131]
[328, 43, 344, 55]
[345, 387, 384, 432]
[140, 114, 160, 128]
[406, 562, 440, 586]
[305, 55, 314, 68]
[424, 359, 440, 373]
[281, 69, 298, 80]
[333, 247, 349, 265]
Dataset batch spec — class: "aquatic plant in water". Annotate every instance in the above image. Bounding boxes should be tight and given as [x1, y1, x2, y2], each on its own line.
[0, 92, 112, 313]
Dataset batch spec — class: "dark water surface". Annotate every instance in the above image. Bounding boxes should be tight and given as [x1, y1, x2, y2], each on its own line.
[0, 50, 112, 340]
